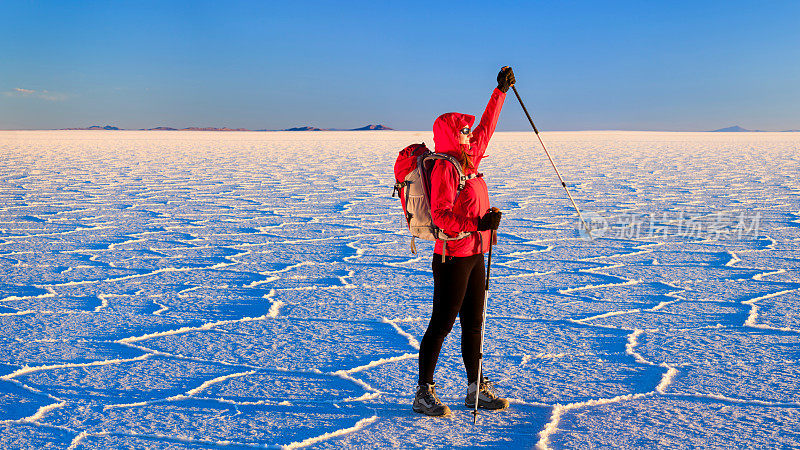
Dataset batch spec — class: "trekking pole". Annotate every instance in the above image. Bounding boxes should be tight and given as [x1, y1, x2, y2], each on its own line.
[511, 85, 593, 237]
[472, 230, 493, 425]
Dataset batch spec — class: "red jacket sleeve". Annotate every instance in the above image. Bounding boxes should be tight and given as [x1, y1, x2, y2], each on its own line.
[430, 160, 479, 233]
[471, 88, 506, 167]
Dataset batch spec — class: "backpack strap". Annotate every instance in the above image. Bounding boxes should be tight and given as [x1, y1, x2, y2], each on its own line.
[403, 181, 412, 225]
[422, 153, 470, 192]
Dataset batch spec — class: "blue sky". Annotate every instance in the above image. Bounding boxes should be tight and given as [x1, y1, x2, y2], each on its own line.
[2, 1, 798, 131]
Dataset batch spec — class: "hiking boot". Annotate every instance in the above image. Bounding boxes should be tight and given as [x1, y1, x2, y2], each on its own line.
[413, 382, 451, 417]
[464, 377, 510, 410]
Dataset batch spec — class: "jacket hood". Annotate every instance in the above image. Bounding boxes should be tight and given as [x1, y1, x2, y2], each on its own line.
[433, 112, 475, 157]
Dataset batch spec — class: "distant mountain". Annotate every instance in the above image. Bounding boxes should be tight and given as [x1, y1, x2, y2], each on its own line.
[283, 126, 327, 131]
[180, 127, 250, 131]
[710, 125, 756, 132]
[350, 124, 393, 130]
[280, 124, 393, 131]
[709, 125, 799, 132]
[61, 125, 120, 130]
[57, 124, 395, 131]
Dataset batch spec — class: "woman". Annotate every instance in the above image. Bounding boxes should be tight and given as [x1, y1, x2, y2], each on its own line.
[413, 66, 515, 417]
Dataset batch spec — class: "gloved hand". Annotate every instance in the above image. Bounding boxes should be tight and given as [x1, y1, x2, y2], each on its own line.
[496, 66, 515, 93]
[478, 207, 502, 231]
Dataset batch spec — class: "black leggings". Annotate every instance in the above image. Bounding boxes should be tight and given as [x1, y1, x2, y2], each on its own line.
[418, 253, 486, 385]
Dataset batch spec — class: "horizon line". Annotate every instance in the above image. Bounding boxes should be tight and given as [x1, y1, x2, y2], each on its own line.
[2, 128, 799, 133]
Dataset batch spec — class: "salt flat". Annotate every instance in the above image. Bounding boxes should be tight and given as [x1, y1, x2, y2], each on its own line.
[0, 130, 798, 449]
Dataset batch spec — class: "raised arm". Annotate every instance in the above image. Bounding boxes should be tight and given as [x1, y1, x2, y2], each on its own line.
[471, 67, 514, 162]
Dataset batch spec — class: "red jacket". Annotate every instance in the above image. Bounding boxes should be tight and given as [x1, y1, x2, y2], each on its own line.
[431, 88, 505, 257]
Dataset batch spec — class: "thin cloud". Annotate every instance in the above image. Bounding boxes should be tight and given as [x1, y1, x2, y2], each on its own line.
[38, 90, 69, 101]
[3, 87, 68, 101]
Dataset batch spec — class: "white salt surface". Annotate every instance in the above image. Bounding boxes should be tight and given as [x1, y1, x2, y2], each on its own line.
[0, 130, 798, 448]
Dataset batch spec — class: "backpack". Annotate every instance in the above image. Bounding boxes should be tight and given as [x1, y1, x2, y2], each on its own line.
[392, 142, 477, 255]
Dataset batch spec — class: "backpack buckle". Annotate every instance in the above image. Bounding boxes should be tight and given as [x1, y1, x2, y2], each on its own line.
[392, 181, 406, 198]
